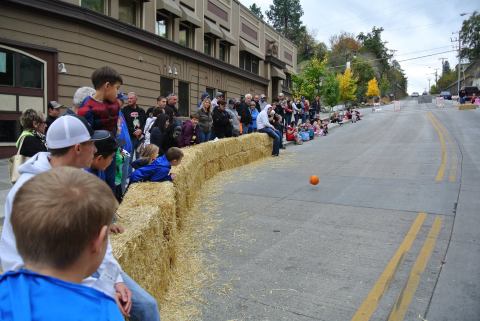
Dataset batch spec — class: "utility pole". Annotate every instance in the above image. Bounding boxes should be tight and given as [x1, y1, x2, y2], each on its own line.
[451, 31, 462, 94]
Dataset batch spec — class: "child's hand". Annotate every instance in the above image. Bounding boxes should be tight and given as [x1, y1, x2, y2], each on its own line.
[170, 173, 177, 180]
[110, 224, 125, 234]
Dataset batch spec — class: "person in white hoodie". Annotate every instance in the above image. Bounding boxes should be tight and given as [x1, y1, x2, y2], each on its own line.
[256, 104, 282, 156]
[0, 115, 161, 321]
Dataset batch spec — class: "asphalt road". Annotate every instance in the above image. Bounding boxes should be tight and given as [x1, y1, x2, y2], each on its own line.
[200, 99, 480, 321]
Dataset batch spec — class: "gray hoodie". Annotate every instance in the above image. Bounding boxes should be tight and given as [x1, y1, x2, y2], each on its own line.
[0, 152, 123, 298]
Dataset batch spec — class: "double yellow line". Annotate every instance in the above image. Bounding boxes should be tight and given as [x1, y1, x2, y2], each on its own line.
[351, 213, 442, 321]
[351, 113, 451, 321]
[427, 112, 457, 182]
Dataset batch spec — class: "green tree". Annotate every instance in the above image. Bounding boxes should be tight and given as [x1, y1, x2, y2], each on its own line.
[321, 72, 340, 107]
[249, 3, 264, 20]
[460, 11, 480, 61]
[357, 27, 392, 72]
[379, 73, 390, 97]
[352, 57, 375, 101]
[442, 60, 451, 75]
[436, 70, 457, 91]
[266, 0, 304, 44]
[292, 57, 327, 99]
[297, 28, 328, 62]
[337, 68, 357, 103]
[430, 84, 439, 95]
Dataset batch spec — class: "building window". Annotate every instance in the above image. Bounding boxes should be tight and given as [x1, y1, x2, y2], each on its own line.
[206, 87, 215, 99]
[284, 73, 292, 90]
[119, 0, 138, 26]
[0, 51, 14, 86]
[179, 23, 194, 48]
[239, 51, 259, 74]
[156, 14, 169, 38]
[178, 81, 189, 116]
[81, 0, 106, 14]
[219, 41, 229, 63]
[0, 48, 43, 89]
[160, 77, 174, 97]
[204, 35, 215, 56]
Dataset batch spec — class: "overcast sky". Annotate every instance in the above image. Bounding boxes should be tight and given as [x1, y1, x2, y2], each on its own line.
[239, 0, 479, 93]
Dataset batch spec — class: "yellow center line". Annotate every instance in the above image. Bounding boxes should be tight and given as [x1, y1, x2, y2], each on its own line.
[427, 113, 447, 182]
[387, 217, 443, 321]
[429, 113, 457, 182]
[350, 213, 427, 321]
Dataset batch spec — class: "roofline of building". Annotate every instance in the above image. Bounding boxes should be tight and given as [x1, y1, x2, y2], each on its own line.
[3, 0, 270, 86]
[233, 0, 297, 49]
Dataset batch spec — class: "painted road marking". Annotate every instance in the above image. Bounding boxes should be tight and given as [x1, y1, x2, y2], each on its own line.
[350, 213, 427, 321]
[387, 217, 443, 321]
[427, 113, 447, 182]
[428, 114, 457, 182]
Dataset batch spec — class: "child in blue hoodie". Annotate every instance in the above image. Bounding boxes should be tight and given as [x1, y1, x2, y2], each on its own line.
[0, 167, 123, 321]
[129, 147, 184, 183]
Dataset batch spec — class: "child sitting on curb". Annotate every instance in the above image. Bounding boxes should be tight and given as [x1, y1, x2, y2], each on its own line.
[129, 147, 184, 183]
[0, 167, 123, 321]
[286, 121, 303, 145]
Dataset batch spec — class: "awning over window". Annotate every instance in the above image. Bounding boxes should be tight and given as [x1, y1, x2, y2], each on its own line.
[221, 28, 236, 46]
[156, 0, 181, 17]
[271, 66, 286, 80]
[204, 20, 223, 38]
[239, 38, 264, 60]
[180, 6, 201, 27]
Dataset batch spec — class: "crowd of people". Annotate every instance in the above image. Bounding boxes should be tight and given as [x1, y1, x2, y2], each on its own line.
[1, 65, 365, 320]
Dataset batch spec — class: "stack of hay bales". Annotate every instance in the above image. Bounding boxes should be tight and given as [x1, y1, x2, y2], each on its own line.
[110, 133, 272, 302]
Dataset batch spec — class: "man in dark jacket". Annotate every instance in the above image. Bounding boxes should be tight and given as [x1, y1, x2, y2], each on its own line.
[238, 94, 253, 135]
[122, 92, 146, 159]
[212, 100, 232, 139]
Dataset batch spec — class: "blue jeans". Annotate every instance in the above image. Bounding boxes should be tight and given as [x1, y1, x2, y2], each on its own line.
[284, 113, 292, 127]
[301, 113, 307, 124]
[121, 271, 161, 321]
[242, 123, 249, 135]
[259, 127, 281, 155]
[198, 131, 211, 143]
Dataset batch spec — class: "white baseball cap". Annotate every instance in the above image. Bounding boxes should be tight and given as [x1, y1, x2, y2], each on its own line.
[46, 115, 110, 149]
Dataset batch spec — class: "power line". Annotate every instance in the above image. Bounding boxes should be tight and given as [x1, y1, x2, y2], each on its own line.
[330, 49, 457, 69]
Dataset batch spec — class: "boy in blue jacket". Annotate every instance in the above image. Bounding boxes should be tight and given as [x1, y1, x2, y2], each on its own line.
[129, 147, 183, 183]
[0, 167, 123, 321]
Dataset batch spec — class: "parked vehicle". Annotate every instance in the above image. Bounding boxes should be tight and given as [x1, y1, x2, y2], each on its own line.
[438, 91, 452, 100]
[411, 92, 419, 97]
[461, 86, 479, 102]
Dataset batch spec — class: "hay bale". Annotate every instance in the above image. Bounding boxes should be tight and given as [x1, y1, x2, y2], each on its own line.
[112, 133, 272, 303]
[458, 103, 477, 110]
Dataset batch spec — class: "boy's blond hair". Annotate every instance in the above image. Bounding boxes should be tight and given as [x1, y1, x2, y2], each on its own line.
[140, 144, 159, 160]
[11, 167, 118, 269]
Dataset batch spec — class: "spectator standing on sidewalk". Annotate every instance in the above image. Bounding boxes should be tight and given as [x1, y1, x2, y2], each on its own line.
[248, 101, 259, 133]
[16, 109, 47, 158]
[311, 95, 321, 121]
[238, 94, 253, 135]
[212, 100, 232, 138]
[122, 92, 146, 159]
[226, 99, 241, 137]
[198, 97, 213, 142]
[259, 94, 268, 111]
